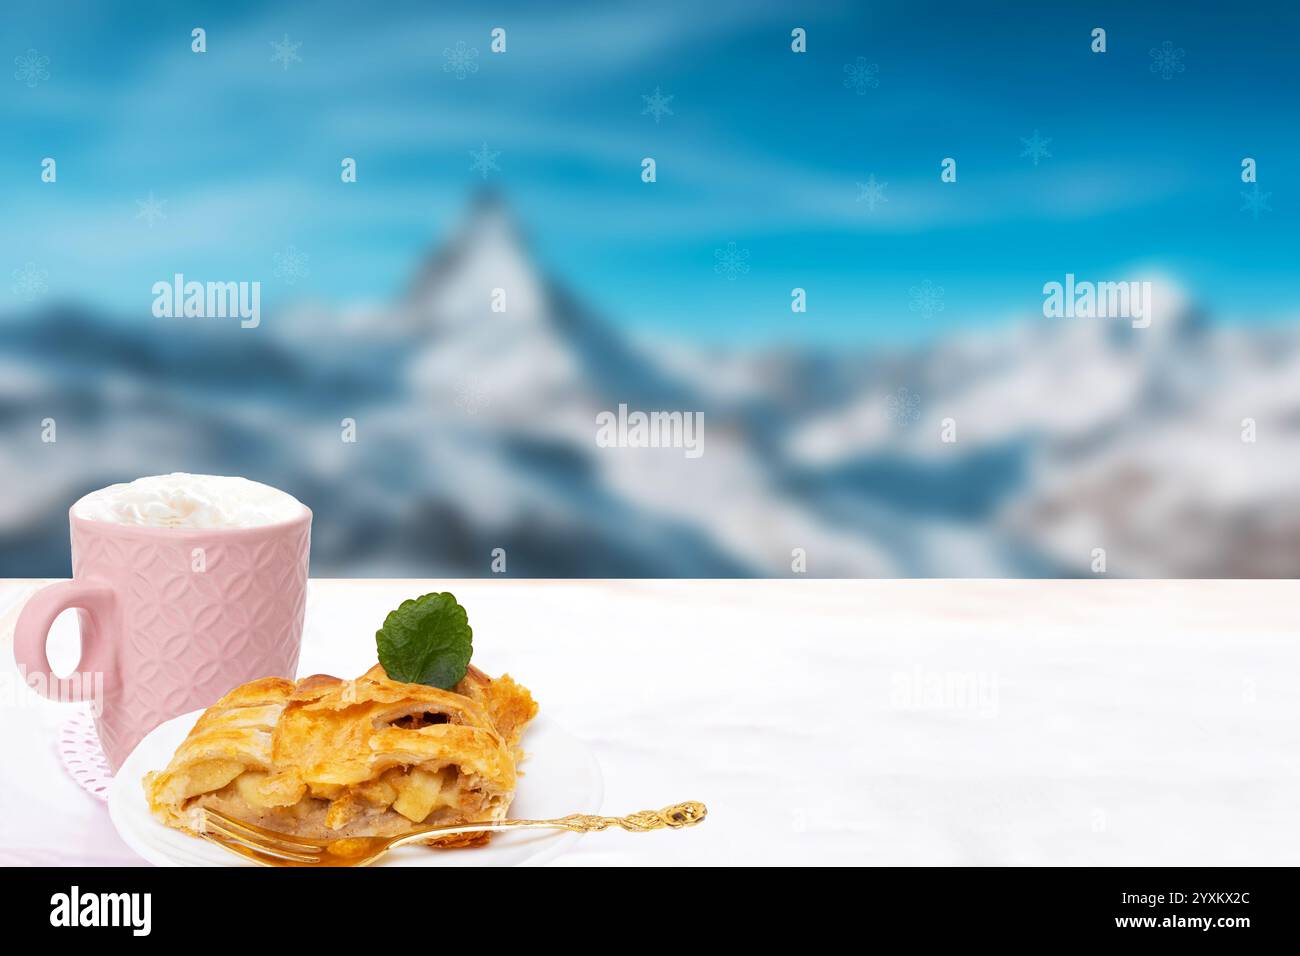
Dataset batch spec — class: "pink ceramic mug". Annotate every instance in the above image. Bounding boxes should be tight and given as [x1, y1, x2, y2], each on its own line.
[14, 506, 310, 770]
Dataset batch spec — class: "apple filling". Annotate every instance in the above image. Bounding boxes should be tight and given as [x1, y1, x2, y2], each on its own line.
[185, 761, 500, 840]
[388, 711, 451, 730]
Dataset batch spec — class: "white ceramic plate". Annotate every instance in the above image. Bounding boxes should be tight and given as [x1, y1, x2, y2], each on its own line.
[108, 711, 602, 867]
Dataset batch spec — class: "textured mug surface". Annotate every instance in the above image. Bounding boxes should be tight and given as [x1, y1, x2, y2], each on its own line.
[13, 508, 310, 770]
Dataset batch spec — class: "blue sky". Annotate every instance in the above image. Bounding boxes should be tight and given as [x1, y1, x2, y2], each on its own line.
[2, 0, 1296, 346]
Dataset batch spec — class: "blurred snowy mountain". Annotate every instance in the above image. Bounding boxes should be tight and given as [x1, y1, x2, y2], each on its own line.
[2, 194, 1297, 577]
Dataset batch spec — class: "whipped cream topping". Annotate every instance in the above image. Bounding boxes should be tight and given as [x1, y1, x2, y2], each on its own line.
[72, 473, 306, 529]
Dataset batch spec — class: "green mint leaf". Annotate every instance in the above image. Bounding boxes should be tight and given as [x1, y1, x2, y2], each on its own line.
[376, 592, 473, 689]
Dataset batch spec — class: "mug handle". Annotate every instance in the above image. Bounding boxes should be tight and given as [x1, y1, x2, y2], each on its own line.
[13, 580, 116, 702]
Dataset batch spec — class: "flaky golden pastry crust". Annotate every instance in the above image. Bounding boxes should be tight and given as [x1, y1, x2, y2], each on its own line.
[144, 664, 537, 848]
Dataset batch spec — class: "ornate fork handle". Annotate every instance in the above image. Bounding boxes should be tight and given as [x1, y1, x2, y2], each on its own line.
[392, 801, 707, 846]
[543, 802, 708, 833]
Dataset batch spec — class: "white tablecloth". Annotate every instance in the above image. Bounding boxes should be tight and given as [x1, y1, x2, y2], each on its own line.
[2, 579, 1298, 866]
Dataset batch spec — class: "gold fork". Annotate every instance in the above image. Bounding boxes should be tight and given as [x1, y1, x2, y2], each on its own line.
[196, 801, 707, 866]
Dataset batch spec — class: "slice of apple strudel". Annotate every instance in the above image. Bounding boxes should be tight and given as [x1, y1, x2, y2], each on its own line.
[144, 663, 538, 848]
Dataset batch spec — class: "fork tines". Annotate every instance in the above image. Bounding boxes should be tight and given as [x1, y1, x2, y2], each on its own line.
[198, 807, 324, 865]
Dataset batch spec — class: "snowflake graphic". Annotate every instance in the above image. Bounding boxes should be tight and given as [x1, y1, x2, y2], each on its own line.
[843, 57, 879, 95]
[443, 40, 479, 80]
[855, 174, 889, 213]
[713, 242, 751, 281]
[469, 142, 500, 180]
[14, 49, 49, 88]
[454, 379, 491, 416]
[272, 245, 310, 285]
[269, 34, 302, 71]
[1019, 130, 1052, 166]
[11, 262, 48, 300]
[641, 86, 674, 123]
[885, 387, 922, 426]
[1149, 40, 1185, 80]
[135, 192, 167, 228]
[1240, 185, 1272, 221]
[909, 279, 945, 319]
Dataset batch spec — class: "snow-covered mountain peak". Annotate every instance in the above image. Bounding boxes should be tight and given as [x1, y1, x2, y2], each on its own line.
[403, 192, 590, 420]
[408, 190, 549, 332]
[402, 193, 705, 429]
